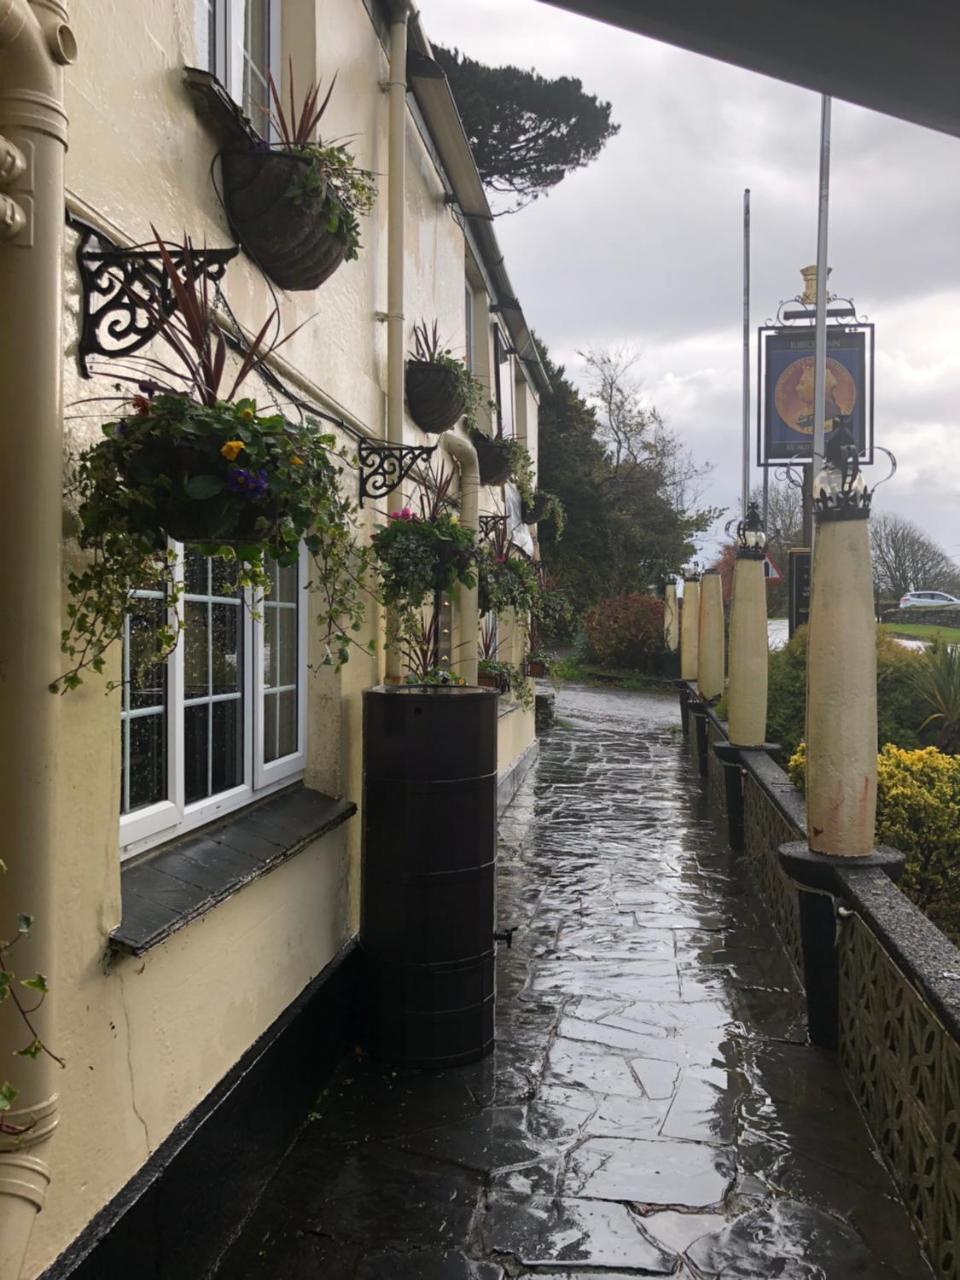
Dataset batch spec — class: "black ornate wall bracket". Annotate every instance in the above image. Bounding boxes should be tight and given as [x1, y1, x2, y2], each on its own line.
[70, 216, 239, 377]
[358, 440, 436, 507]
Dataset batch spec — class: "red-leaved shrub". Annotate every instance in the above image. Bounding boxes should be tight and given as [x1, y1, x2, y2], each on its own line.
[583, 593, 665, 670]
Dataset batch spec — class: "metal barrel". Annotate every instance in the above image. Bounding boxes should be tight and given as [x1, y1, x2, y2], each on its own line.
[361, 685, 499, 1068]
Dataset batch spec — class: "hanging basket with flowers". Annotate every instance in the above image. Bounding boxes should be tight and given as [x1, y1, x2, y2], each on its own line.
[220, 62, 376, 291]
[54, 234, 367, 692]
[369, 462, 479, 684]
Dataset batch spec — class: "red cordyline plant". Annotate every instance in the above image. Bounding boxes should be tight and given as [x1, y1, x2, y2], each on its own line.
[268, 59, 337, 147]
[258, 62, 376, 263]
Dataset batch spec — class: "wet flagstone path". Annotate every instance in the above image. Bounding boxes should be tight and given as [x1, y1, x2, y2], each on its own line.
[218, 686, 931, 1279]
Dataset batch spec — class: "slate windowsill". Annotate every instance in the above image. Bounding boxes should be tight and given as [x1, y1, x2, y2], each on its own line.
[111, 786, 356, 957]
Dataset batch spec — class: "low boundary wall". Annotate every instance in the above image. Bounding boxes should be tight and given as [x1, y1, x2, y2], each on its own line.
[679, 682, 960, 1279]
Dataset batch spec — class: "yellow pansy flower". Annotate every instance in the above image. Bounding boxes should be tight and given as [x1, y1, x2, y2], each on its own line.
[220, 440, 245, 461]
[291, 455, 304, 466]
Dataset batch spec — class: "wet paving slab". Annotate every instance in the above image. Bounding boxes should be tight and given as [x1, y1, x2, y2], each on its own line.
[216, 685, 932, 1279]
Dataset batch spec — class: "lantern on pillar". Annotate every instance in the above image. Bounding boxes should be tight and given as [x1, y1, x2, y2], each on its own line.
[727, 502, 769, 748]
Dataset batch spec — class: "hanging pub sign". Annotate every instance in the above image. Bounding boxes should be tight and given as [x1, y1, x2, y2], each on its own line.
[757, 324, 874, 465]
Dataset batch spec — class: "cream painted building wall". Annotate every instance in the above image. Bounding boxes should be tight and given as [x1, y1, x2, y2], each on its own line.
[21, 1, 543, 1274]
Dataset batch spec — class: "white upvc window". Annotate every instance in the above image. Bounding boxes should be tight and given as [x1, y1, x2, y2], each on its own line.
[197, 0, 281, 139]
[119, 545, 308, 860]
[493, 325, 515, 438]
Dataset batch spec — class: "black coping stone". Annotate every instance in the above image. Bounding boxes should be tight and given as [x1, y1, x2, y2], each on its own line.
[111, 786, 356, 956]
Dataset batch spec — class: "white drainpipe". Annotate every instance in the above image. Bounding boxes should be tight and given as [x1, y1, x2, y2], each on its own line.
[383, 1, 409, 681]
[0, 4, 74, 1276]
[442, 432, 480, 685]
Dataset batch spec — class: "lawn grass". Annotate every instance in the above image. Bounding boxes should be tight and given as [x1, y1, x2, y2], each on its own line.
[880, 622, 960, 644]
[549, 656, 665, 691]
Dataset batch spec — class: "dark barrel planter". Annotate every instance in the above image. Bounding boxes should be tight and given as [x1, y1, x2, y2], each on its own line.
[220, 149, 346, 291]
[405, 361, 467, 434]
[361, 685, 498, 1068]
[471, 432, 512, 487]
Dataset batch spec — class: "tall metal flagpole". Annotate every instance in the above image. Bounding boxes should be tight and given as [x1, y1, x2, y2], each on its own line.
[742, 189, 751, 519]
[812, 97, 832, 501]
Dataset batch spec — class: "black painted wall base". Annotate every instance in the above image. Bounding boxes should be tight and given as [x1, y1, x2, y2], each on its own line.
[41, 941, 361, 1280]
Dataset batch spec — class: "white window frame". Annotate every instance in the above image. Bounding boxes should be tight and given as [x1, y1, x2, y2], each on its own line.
[197, 0, 281, 137]
[120, 543, 308, 861]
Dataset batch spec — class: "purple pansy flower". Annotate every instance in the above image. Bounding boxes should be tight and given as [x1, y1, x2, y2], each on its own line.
[227, 467, 269, 498]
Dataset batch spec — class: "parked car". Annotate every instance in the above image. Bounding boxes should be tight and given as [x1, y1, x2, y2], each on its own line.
[899, 590, 960, 607]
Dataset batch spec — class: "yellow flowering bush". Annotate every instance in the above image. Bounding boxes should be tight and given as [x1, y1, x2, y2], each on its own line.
[789, 741, 960, 942]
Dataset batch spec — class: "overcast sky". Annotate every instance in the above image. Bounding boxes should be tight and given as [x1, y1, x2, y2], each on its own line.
[418, 0, 960, 562]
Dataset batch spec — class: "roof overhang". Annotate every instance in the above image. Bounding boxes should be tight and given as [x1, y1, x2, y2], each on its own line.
[538, 1, 960, 139]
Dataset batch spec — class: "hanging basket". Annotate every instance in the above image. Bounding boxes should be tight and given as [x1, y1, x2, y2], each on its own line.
[471, 431, 513, 487]
[521, 492, 550, 524]
[405, 360, 467, 434]
[220, 149, 346, 291]
[116, 434, 277, 548]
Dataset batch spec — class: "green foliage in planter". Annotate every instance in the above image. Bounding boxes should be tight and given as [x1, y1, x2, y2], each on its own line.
[56, 394, 366, 691]
[283, 142, 376, 261]
[370, 509, 477, 609]
[767, 626, 929, 760]
[478, 658, 533, 711]
[468, 426, 535, 503]
[582, 592, 664, 672]
[789, 741, 960, 945]
[477, 546, 539, 619]
[523, 489, 566, 538]
[268, 65, 375, 261]
[532, 582, 575, 644]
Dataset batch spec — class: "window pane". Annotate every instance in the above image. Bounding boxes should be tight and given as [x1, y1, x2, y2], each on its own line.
[184, 600, 209, 699]
[263, 603, 278, 689]
[121, 590, 169, 815]
[212, 699, 243, 793]
[277, 607, 297, 687]
[276, 689, 297, 760]
[262, 556, 299, 765]
[185, 548, 208, 595]
[212, 602, 241, 693]
[263, 691, 278, 763]
[243, 0, 271, 136]
[276, 559, 298, 602]
[129, 596, 167, 711]
[127, 713, 166, 811]
[184, 703, 209, 806]
[184, 551, 246, 804]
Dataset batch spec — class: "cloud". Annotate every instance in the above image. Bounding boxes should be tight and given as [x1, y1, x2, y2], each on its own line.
[418, 0, 960, 557]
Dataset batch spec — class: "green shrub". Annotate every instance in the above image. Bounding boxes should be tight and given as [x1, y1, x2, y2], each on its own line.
[767, 626, 928, 760]
[912, 641, 960, 753]
[582, 593, 664, 671]
[789, 741, 960, 945]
